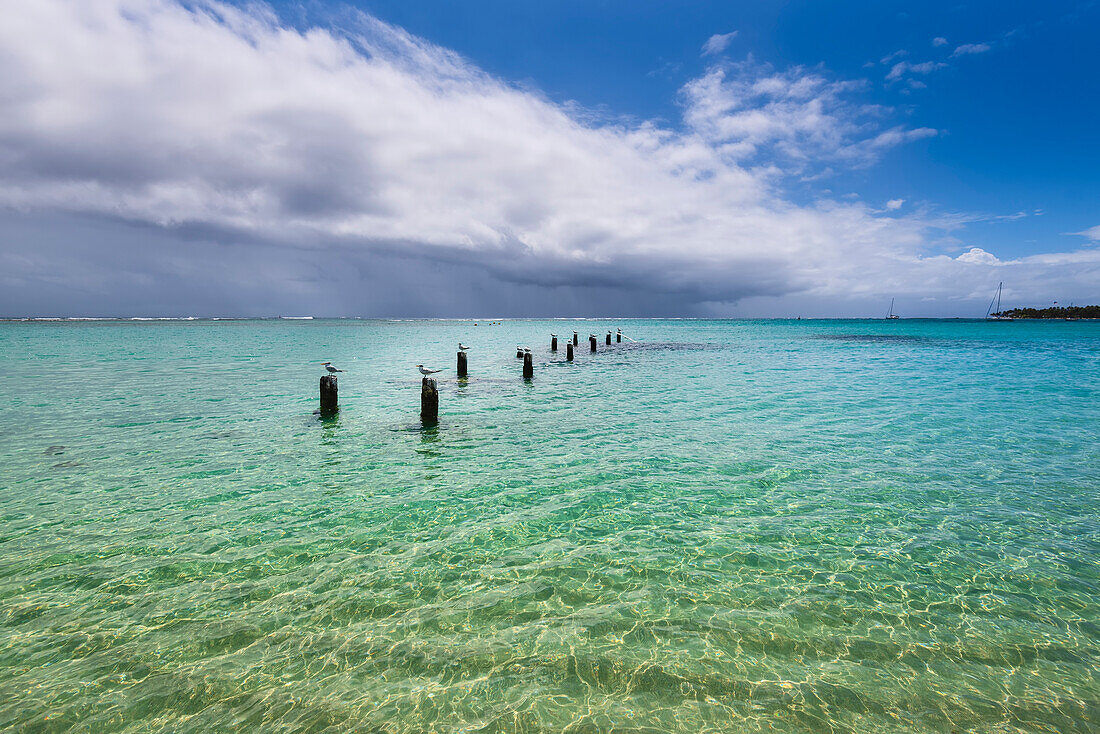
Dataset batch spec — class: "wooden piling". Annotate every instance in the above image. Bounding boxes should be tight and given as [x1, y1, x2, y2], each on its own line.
[319, 375, 338, 415]
[457, 351, 467, 377]
[566, 342, 574, 361]
[606, 331, 611, 345]
[616, 330, 621, 343]
[420, 377, 438, 422]
[551, 335, 558, 351]
[590, 336, 597, 352]
[523, 352, 533, 379]
[516, 348, 524, 358]
[573, 331, 578, 346]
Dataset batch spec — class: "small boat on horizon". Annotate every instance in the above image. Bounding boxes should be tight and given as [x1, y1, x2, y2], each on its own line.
[985, 282, 1012, 321]
[885, 298, 899, 319]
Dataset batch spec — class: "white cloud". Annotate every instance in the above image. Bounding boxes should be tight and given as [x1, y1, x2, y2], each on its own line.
[880, 49, 908, 64]
[886, 60, 948, 82]
[0, 0, 1095, 313]
[680, 61, 937, 171]
[1069, 225, 1100, 241]
[952, 43, 991, 57]
[955, 247, 1000, 265]
[932, 37, 948, 47]
[886, 199, 904, 210]
[701, 31, 738, 56]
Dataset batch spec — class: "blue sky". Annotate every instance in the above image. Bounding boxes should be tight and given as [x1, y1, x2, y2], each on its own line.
[297, 0, 1099, 259]
[0, 0, 1097, 316]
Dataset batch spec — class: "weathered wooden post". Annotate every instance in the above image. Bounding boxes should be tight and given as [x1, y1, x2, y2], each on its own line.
[551, 334, 558, 351]
[566, 342, 574, 361]
[590, 335, 597, 352]
[573, 331, 578, 346]
[606, 331, 611, 345]
[523, 351, 533, 379]
[457, 351, 467, 377]
[616, 329, 621, 343]
[319, 375, 338, 415]
[516, 347, 524, 358]
[421, 378, 438, 422]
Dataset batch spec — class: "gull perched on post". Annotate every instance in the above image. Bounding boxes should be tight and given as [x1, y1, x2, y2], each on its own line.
[417, 364, 442, 375]
[321, 362, 344, 373]
[458, 343, 469, 351]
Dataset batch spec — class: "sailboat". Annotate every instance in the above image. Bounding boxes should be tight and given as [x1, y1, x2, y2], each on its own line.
[885, 298, 899, 319]
[985, 282, 1012, 320]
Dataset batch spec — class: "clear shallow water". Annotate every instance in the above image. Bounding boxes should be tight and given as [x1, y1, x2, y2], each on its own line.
[0, 318, 1098, 733]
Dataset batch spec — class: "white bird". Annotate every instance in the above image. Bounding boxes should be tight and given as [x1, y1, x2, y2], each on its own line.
[417, 364, 442, 375]
[321, 362, 344, 373]
[523, 347, 531, 352]
[458, 343, 469, 351]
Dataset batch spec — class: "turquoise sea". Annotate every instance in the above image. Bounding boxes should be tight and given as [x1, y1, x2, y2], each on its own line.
[1, 318, 1098, 733]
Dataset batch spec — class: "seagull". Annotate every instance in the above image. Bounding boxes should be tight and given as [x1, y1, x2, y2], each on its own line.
[551, 333, 557, 337]
[417, 364, 442, 375]
[458, 343, 469, 351]
[321, 362, 344, 373]
[523, 347, 531, 352]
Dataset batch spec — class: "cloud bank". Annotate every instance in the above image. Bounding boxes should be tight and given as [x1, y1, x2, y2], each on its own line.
[0, 0, 1095, 316]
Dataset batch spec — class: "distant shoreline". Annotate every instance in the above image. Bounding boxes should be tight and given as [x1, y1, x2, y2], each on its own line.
[2, 316, 1098, 323]
[991, 305, 1100, 320]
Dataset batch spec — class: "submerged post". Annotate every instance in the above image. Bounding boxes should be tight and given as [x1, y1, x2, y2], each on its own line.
[573, 331, 578, 346]
[319, 375, 338, 415]
[616, 330, 621, 343]
[457, 351, 468, 378]
[523, 351, 533, 379]
[590, 335, 597, 353]
[566, 342, 574, 361]
[421, 377, 438, 422]
[606, 331, 611, 345]
[551, 335, 558, 351]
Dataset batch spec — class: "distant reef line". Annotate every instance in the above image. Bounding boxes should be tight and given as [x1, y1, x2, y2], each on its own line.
[992, 305, 1100, 319]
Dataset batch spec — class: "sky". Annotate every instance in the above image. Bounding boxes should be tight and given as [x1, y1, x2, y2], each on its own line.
[0, 0, 1097, 317]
